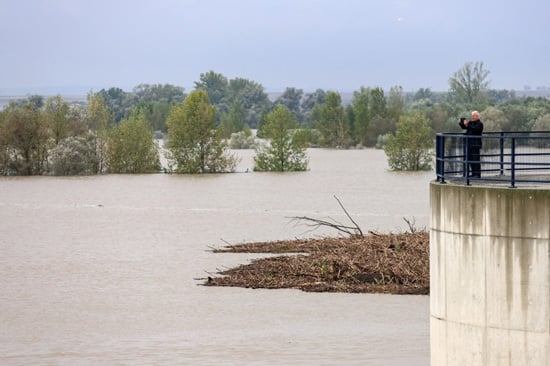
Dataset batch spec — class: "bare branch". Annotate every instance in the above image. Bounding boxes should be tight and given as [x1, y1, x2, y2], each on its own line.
[289, 215, 358, 236]
[287, 196, 364, 237]
[402, 217, 416, 233]
[333, 195, 363, 236]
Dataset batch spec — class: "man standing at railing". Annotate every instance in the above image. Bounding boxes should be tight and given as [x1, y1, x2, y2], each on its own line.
[459, 111, 484, 178]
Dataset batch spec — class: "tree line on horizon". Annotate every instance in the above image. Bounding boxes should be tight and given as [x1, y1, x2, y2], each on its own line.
[1, 61, 550, 175]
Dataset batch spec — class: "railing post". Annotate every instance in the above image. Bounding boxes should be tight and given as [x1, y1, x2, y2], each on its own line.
[464, 136, 471, 185]
[510, 137, 516, 188]
[435, 134, 440, 181]
[499, 132, 504, 176]
[436, 134, 446, 183]
[462, 135, 467, 178]
[441, 135, 446, 184]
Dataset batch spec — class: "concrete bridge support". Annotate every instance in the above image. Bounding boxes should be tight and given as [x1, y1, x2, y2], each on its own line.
[430, 182, 549, 365]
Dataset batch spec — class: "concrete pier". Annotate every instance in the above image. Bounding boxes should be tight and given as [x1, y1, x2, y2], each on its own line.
[430, 182, 550, 365]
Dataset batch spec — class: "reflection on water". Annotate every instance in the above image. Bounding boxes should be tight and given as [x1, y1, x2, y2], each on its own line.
[0, 149, 431, 365]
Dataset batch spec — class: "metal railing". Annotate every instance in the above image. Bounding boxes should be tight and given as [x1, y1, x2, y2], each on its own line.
[435, 131, 550, 187]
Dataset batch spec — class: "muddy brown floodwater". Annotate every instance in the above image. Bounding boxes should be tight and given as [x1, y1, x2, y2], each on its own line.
[0, 149, 431, 365]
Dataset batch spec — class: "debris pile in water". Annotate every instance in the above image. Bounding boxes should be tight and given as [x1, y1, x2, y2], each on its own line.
[203, 230, 429, 294]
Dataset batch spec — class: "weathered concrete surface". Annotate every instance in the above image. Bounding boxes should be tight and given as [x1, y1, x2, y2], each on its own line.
[430, 182, 550, 365]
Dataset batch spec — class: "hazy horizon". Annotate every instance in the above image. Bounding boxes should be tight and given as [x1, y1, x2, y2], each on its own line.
[1, 81, 549, 98]
[1, 0, 549, 96]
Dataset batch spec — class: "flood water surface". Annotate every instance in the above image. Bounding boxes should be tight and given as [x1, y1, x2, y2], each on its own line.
[0, 149, 431, 365]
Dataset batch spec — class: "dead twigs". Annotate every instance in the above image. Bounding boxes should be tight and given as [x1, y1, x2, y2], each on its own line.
[204, 230, 429, 294]
[288, 195, 364, 237]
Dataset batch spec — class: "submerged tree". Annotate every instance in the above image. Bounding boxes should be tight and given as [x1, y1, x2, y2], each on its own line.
[43, 95, 71, 146]
[365, 87, 389, 146]
[351, 86, 370, 146]
[384, 113, 433, 171]
[314, 91, 349, 147]
[86, 93, 113, 174]
[229, 127, 256, 149]
[107, 110, 161, 173]
[219, 100, 245, 138]
[50, 134, 98, 176]
[0, 102, 49, 175]
[166, 90, 237, 173]
[254, 105, 308, 172]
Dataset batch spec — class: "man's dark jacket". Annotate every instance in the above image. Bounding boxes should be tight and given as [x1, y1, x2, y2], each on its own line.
[459, 119, 484, 148]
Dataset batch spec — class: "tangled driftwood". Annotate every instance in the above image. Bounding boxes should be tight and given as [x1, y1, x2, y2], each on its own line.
[203, 230, 429, 294]
[201, 198, 429, 294]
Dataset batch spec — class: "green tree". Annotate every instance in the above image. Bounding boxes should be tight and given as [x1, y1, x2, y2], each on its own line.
[166, 90, 237, 173]
[314, 91, 349, 147]
[274, 87, 304, 123]
[424, 103, 456, 135]
[226, 77, 271, 129]
[43, 95, 71, 145]
[370, 87, 387, 119]
[493, 97, 547, 132]
[254, 105, 308, 171]
[481, 107, 508, 132]
[387, 86, 404, 123]
[219, 100, 245, 138]
[194, 71, 229, 106]
[0, 102, 49, 175]
[66, 103, 88, 137]
[345, 104, 356, 143]
[301, 88, 327, 127]
[107, 110, 161, 173]
[384, 113, 433, 171]
[26, 95, 44, 109]
[86, 93, 113, 173]
[532, 113, 550, 132]
[478, 107, 509, 150]
[131, 84, 185, 133]
[135, 101, 173, 133]
[0, 109, 6, 173]
[96, 87, 134, 123]
[367, 115, 389, 148]
[531, 113, 550, 147]
[229, 127, 256, 149]
[448, 61, 490, 106]
[414, 88, 434, 101]
[50, 134, 98, 176]
[487, 89, 516, 104]
[133, 83, 185, 104]
[351, 86, 370, 146]
[365, 87, 389, 146]
[96, 84, 185, 126]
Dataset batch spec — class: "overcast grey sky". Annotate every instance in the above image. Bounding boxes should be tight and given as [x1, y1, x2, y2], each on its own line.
[1, 0, 548, 94]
